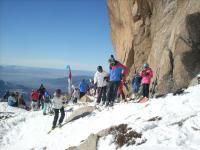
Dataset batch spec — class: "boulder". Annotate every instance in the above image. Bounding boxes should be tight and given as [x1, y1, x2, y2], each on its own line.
[65, 106, 95, 123]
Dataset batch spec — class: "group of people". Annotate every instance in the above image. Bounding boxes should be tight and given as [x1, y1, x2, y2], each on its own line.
[3, 54, 155, 130]
[4, 91, 29, 110]
[30, 84, 53, 115]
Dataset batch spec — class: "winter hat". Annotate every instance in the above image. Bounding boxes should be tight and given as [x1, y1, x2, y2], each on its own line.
[108, 54, 115, 63]
[97, 66, 103, 72]
[143, 63, 149, 68]
[56, 89, 61, 95]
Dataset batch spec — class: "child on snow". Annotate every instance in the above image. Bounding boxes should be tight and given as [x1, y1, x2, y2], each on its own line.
[51, 89, 65, 129]
[139, 63, 153, 102]
[8, 92, 18, 107]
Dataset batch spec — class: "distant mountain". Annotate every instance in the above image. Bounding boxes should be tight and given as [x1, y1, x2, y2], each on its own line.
[41, 76, 92, 92]
[0, 80, 31, 98]
[0, 65, 94, 89]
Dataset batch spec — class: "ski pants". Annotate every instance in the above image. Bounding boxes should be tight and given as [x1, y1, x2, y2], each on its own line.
[106, 81, 121, 103]
[43, 102, 52, 114]
[79, 92, 86, 99]
[31, 100, 38, 111]
[53, 107, 65, 128]
[142, 84, 150, 98]
[96, 86, 107, 103]
[38, 99, 44, 109]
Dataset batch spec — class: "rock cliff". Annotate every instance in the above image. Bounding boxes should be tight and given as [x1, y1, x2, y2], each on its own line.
[107, 0, 200, 95]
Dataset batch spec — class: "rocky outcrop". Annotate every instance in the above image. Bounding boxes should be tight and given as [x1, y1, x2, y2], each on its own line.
[65, 106, 94, 123]
[107, 0, 200, 95]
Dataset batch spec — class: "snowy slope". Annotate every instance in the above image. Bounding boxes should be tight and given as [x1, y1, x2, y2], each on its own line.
[1, 85, 200, 150]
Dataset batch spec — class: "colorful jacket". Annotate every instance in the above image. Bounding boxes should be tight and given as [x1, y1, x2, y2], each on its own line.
[51, 96, 64, 109]
[31, 91, 39, 101]
[94, 71, 108, 87]
[8, 96, 17, 107]
[140, 67, 153, 84]
[79, 81, 89, 93]
[109, 62, 128, 81]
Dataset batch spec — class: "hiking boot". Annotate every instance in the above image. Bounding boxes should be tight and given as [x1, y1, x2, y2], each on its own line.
[105, 102, 109, 107]
[43, 112, 46, 115]
[109, 101, 114, 107]
[52, 126, 56, 130]
[58, 124, 62, 128]
[101, 101, 105, 106]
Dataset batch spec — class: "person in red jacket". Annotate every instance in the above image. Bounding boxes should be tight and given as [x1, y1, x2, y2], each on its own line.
[31, 90, 39, 111]
[139, 63, 153, 102]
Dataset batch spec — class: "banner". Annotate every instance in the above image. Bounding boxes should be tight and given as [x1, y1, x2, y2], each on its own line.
[66, 65, 72, 95]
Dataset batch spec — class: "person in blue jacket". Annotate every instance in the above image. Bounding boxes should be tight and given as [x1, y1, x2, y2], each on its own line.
[79, 79, 89, 98]
[106, 55, 128, 107]
[8, 93, 18, 107]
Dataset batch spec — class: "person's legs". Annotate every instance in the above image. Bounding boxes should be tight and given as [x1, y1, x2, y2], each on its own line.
[102, 86, 107, 103]
[145, 84, 150, 98]
[43, 102, 47, 115]
[59, 107, 65, 125]
[79, 92, 85, 99]
[96, 87, 103, 104]
[110, 81, 120, 105]
[106, 81, 114, 105]
[52, 109, 59, 128]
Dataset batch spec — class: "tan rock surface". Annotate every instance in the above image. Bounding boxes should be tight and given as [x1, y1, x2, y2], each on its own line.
[107, 0, 200, 95]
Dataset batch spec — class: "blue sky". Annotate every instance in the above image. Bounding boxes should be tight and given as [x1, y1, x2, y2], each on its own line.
[0, 0, 114, 71]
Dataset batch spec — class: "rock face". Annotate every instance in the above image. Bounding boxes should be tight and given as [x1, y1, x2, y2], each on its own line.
[107, 0, 200, 95]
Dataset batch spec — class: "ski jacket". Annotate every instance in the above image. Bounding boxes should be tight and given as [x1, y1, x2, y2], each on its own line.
[140, 67, 153, 84]
[79, 81, 89, 93]
[94, 71, 108, 87]
[51, 96, 64, 109]
[109, 62, 128, 81]
[132, 74, 142, 93]
[31, 91, 39, 101]
[8, 96, 17, 107]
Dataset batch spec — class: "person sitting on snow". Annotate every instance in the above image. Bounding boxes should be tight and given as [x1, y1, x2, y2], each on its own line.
[51, 89, 65, 129]
[139, 63, 153, 102]
[8, 92, 18, 107]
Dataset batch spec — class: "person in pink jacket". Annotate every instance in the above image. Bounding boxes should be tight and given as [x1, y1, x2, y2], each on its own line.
[140, 63, 153, 101]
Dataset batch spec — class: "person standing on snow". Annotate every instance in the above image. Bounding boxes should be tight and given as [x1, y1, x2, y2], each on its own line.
[31, 90, 39, 111]
[139, 63, 153, 102]
[79, 79, 89, 99]
[42, 91, 51, 115]
[106, 55, 128, 107]
[38, 84, 46, 109]
[51, 89, 65, 129]
[94, 66, 108, 105]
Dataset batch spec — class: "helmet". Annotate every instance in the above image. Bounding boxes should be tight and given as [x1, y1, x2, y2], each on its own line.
[97, 66, 103, 72]
[143, 63, 149, 68]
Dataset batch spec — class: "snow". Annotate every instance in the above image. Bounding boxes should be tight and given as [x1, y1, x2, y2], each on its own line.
[1, 85, 200, 150]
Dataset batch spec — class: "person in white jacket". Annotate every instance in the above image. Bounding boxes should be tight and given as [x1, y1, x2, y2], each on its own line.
[51, 89, 65, 129]
[94, 66, 108, 105]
